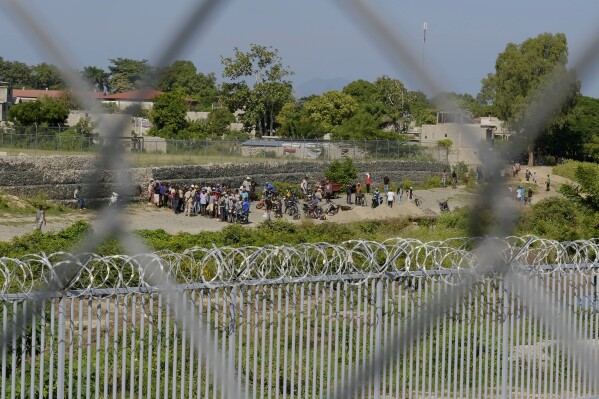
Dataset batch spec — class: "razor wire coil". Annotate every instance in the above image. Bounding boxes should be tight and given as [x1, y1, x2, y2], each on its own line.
[0, 236, 597, 299]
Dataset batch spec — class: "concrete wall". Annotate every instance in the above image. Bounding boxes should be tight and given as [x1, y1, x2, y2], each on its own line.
[0, 155, 448, 201]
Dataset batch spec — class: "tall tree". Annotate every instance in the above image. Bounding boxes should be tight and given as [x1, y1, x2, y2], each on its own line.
[0, 58, 32, 88]
[156, 60, 218, 110]
[480, 33, 579, 165]
[30, 62, 65, 90]
[149, 91, 188, 138]
[276, 101, 327, 139]
[342, 79, 377, 104]
[81, 66, 110, 91]
[221, 44, 293, 136]
[373, 76, 411, 132]
[302, 90, 358, 133]
[108, 58, 152, 93]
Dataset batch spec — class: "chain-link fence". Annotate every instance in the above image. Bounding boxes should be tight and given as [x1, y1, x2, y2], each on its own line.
[0, 128, 427, 165]
[2, 0, 599, 397]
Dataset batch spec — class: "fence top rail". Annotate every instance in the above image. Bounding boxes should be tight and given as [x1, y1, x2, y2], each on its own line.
[0, 236, 598, 299]
[2, 263, 598, 301]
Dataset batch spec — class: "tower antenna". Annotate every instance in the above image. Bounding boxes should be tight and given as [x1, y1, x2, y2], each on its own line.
[422, 21, 427, 68]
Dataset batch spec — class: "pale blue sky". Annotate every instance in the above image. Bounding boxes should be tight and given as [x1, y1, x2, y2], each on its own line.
[1, 0, 598, 97]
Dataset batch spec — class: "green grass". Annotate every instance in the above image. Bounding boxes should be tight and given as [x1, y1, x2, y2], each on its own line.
[0, 192, 72, 217]
[553, 160, 599, 181]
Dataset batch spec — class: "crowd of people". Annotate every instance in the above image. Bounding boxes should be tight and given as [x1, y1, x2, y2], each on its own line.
[146, 177, 253, 223]
[32, 161, 556, 231]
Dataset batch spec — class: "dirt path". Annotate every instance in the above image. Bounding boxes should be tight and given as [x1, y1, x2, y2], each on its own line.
[0, 166, 569, 242]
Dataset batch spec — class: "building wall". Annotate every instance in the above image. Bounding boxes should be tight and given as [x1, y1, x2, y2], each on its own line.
[420, 123, 496, 165]
[0, 86, 13, 123]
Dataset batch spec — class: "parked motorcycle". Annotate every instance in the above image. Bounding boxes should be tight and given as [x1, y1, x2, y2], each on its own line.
[371, 192, 384, 208]
[303, 202, 325, 219]
[439, 200, 450, 213]
[324, 202, 339, 215]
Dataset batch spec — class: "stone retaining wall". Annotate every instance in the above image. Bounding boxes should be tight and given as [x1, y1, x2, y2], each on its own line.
[0, 155, 448, 200]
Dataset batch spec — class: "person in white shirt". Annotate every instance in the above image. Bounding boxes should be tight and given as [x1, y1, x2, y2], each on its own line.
[387, 190, 395, 208]
[300, 176, 308, 198]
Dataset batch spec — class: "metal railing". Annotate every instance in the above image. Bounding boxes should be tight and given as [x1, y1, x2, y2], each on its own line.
[1, 238, 598, 398]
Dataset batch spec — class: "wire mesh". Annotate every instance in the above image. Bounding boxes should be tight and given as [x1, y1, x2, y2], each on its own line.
[0, 0, 598, 397]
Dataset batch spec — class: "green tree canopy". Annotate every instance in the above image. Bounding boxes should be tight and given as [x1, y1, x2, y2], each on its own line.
[221, 44, 293, 136]
[8, 96, 68, 126]
[149, 91, 188, 138]
[342, 79, 378, 104]
[276, 101, 327, 139]
[480, 33, 579, 165]
[156, 60, 218, 110]
[108, 58, 153, 93]
[0, 57, 32, 88]
[30, 62, 65, 90]
[549, 96, 599, 161]
[81, 66, 110, 91]
[559, 163, 599, 212]
[205, 108, 235, 138]
[335, 109, 386, 140]
[303, 90, 358, 133]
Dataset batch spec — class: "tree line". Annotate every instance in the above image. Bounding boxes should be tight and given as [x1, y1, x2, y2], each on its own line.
[2, 35, 599, 162]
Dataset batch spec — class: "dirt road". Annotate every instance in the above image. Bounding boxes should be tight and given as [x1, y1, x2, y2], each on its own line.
[0, 165, 567, 242]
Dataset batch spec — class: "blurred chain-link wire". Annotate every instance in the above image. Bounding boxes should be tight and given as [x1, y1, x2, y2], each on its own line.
[1, 0, 598, 397]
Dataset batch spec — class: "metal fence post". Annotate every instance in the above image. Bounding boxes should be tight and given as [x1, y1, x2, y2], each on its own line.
[57, 295, 66, 399]
[374, 279, 383, 399]
[501, 283, 509, 399]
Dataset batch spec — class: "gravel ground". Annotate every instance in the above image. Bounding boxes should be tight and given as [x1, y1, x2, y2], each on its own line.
[0, 166, 567, 242]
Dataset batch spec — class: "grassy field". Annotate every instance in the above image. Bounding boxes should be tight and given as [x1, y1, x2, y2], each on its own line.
[552, 160, 599, 180]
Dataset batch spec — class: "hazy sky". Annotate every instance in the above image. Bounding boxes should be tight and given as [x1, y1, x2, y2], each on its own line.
[1, 0, 599, 97]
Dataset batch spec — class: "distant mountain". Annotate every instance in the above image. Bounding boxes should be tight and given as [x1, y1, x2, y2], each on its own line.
[294, 77, 351, 98]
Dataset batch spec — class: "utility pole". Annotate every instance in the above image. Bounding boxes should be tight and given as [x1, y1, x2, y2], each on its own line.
[422, 21, 428, 69]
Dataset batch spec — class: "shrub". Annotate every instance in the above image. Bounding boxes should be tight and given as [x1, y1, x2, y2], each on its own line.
[26, 192, 51, 210]
[418, 175, 442, 189]
[517, 197, 592, 241]
[553, 160, 599, 181]
[324, 158, 358, 185]
[399, 179, 414, 190]
[453, 161, 469, 181]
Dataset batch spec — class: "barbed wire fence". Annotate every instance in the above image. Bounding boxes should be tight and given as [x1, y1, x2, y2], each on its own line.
[0, 239, 598, 397]
[0, 0, 598, 397]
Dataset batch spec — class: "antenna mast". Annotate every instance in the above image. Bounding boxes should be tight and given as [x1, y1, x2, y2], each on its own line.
[422, 21, 427, 68]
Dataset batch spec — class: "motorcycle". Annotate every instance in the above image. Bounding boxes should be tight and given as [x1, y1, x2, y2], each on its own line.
[285, 197, 301, 220]
[371, 193, 383, 208]
[439, 200, 450, 213]
[274, 198, 284, 218]
[303, 202, 325, 219]
[324, 202, 339, 215]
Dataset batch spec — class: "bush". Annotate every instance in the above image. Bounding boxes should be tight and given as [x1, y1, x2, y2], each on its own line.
[324, 158, 358, 185]
[26, 192, 51, 210]
[272, 181, 300, 196]
[399, 179, 414, 190]
[553, 160, 599, 181]
[453, 161, 469, 181]
[517, 197, 594, 241]
[418, 175, 442, 189]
